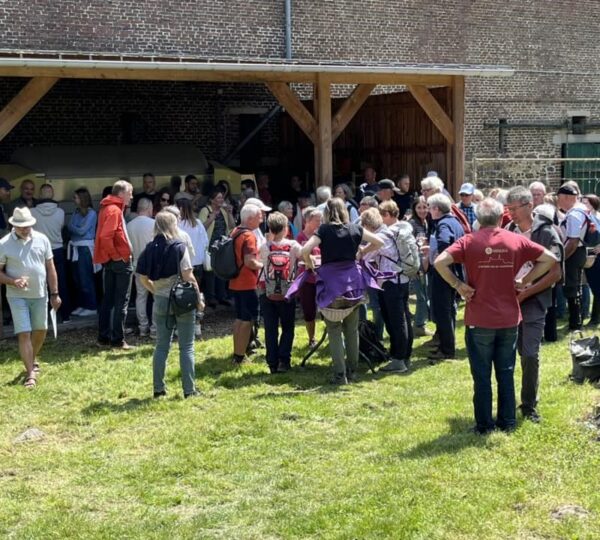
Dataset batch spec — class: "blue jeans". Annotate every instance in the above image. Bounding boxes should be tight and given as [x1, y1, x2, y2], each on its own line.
[72, 246, 97, 310]
[259, 295, 296, 371]
[412, 273, 429, 328]
[98, 259, 133, 345]
[465, 326, 518, 432]
[152, 295, 196, 396]
[378, 281, 413, 360]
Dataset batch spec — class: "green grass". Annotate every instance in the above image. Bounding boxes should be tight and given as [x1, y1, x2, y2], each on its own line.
[1, 314, 600, 539]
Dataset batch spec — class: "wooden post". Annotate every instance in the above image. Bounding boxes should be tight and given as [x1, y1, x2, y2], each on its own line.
[0, 77, 59, 142]
[316, 74, 332, 187]
[313, 82, 320, 185]
[452, 76, 465, 195]
[445, 86, 453, 185]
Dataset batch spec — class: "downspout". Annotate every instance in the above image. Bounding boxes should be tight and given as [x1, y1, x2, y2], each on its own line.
[285, 0, 292, 60]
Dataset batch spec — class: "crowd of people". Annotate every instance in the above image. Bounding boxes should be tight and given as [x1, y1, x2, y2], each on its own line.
[2, 166, 598, 434]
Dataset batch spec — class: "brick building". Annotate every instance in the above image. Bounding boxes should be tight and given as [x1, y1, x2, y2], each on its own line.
[0, 1, 599, 193]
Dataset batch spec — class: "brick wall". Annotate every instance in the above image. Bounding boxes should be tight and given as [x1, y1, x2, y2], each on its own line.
[0, 0, 599, 183]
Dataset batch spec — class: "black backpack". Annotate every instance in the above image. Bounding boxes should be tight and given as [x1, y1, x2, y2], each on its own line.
[359, 320, 388, 365]
[210, 227, 250, 280]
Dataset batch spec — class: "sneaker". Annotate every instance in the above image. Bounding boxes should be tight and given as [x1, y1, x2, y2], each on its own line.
[379, 359, 408, 373]
[124, 327, 134, 335]
[77, 308, 97, 317]
[329, 373, 348, 385]
[194, 323, 202, 338]
[424, 336, 441, 348]
[71, 307, 84, 316]
[112, 341, 135, 350]
[427, 350, 455, 362]
[149, 327, 157, 340]
[139, 326, 149, 337]
[413, 325, 434, 337]
[184, 390, 201, 399]
[346, 370, 357, 382]
[276, 362, 290, 373]
[153, 390, 167, 399]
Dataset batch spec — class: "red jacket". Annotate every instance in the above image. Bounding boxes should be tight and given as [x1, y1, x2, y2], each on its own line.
[93, 195, 131, 264]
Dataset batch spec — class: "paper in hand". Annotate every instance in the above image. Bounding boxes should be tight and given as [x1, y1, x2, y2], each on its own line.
[50, 308, 57, 339]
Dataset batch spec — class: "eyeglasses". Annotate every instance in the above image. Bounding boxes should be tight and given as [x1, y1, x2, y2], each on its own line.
[506, 203, 529, 213]
[421, 188, 433, 193]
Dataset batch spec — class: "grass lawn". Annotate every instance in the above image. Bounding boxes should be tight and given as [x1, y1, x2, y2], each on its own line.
[1, 312, 600, 539]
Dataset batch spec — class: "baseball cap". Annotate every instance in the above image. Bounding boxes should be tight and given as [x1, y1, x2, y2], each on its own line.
[459, 182, 475, 195]
[378, 179, 395, 190]
[0, 177, 14, 190]
[244, 197, 272, 211]
[557, 184, 579, 196]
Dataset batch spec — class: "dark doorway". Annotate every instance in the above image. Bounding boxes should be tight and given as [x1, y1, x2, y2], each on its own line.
[239, 114, 263, 172]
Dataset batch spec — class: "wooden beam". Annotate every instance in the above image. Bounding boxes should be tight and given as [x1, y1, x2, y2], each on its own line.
[313, 82, 320, 185]
[332, 84, 376, 142]
[316, 74, 332, 187]
[0, 66, 453, 86]
[407, 84, 455, 145]
[266, 82, 317, 144]
[452, 76, 465, 194]
[0, 77, 58, 142]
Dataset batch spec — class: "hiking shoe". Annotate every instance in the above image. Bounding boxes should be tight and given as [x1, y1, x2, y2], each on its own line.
[329, 373, 348, 385]
[153, 390, 167, 399]
[379, 359, 408, 373]
[184, 390, 201, 399]
[427, 350, 454, 361]
[414, 325, 433, 337]
[276, 362, 290, 373]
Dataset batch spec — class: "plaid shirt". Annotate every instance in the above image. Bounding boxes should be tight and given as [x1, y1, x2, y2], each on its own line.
[458, 202, 477, 227]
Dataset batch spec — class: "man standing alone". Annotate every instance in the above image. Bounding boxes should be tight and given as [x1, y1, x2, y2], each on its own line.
[0, 207, 61, 387]
[94, 180, 135, 349]
[435, 198, 556, 434]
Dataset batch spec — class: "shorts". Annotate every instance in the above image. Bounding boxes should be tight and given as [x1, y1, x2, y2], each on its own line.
[7, 296, 48, 334]
[231, 289, 259, 321]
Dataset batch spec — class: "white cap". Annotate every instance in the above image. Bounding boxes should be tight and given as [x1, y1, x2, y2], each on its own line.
[244, 197, 271, 212]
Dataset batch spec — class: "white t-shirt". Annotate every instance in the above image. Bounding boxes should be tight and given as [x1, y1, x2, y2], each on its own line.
[178, 218, 208, 266]
[127, 215, 155, 262]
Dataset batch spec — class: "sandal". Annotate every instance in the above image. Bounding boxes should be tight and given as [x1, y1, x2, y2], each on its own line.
[24, 377, 37, 388]
[33, 363, 41, 373]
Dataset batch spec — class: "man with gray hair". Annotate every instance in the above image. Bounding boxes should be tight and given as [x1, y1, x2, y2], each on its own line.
[94, 179, 135, 349]
[435, 197, 557, 434]
[316, 186, 332, 212]
[529, 181, 547, 208]
[505, 186, 562, 423]
[420, 175, 471, 233]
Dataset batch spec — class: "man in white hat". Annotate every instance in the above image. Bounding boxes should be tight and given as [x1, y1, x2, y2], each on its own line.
[0, 207, 61, 388]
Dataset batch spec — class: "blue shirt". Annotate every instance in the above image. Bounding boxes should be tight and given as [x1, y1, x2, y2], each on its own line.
[68, 209, 97, 242]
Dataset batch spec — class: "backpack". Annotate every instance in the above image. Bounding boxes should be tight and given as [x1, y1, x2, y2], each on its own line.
[264, 243, 296, 301]
[386, 222, 420, 279]
[571, 208, 600, 247]
[210, 227, 249, 280]
[359, 319, 388, 365]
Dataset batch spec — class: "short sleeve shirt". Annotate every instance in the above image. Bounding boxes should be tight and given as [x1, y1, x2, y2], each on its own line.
[0, 230, 53, 298]
[446, 227, 545, 328]
[152, 247, 193, 298]
[562, 204, 587, 241]
[229, 227, 259, 291]
[315, 223, 363, 264]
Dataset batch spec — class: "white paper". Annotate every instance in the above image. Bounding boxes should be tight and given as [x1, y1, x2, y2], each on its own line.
[50, 308, 57, 339]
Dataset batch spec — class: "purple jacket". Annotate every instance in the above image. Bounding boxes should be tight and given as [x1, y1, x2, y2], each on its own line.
[287, 260, 392, 309]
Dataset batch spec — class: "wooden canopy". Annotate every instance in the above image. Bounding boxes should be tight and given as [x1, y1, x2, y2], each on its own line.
[0, 53, 513, 193]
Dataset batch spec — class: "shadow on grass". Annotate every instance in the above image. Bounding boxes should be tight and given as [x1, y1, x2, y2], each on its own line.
[81, 397, 154, 415]
[398, 417, 491, 458]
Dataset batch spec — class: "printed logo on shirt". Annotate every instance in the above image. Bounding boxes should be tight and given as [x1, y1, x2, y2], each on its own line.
[479, 247, 513, 269]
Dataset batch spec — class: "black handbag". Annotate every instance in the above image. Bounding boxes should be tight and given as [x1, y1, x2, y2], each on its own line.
[569, 331, 600, 384]
[168, 253, 199, 317]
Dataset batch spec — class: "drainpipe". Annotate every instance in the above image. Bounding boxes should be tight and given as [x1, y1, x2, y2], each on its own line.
[285, 0, 292, 60]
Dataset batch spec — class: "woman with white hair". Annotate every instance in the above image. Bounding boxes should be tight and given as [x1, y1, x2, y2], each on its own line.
[425, 193, 465, 361]
[278, 200, 298, 239]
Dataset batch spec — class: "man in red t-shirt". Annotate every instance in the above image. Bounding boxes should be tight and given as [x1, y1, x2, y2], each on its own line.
[230, 204, 264, 364]
[434, 198, 557, 434]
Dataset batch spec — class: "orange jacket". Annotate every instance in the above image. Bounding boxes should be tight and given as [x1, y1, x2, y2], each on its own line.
[93, 195, 131, 264]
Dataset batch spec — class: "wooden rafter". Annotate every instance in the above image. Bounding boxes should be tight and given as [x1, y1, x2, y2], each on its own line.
[266, 82, 317, 144]
[407, 84, 455, 145]
[332, 84, 376, 142]
[0, 77, 59, 142]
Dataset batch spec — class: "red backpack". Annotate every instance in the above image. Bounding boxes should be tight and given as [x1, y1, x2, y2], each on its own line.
[264, 243, 296, 301]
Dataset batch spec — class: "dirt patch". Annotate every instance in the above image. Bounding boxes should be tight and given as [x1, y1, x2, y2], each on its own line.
[551, 504, 590, 521]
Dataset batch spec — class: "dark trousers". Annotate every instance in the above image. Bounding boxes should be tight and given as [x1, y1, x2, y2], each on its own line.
[518, 301, 546, 414]
[259, 295, 296, 372]
[466, 326, 518, 432]
[52, 247, 70, 321]
[430, 269, 456, 356]
[564, 246, 586, 329]
[203, 270, 227, 302]
[378, 280, 413, 360]
[98, 259, 133, 345]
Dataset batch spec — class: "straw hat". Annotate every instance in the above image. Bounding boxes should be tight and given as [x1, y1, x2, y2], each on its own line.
[8, 207, 36, 227]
